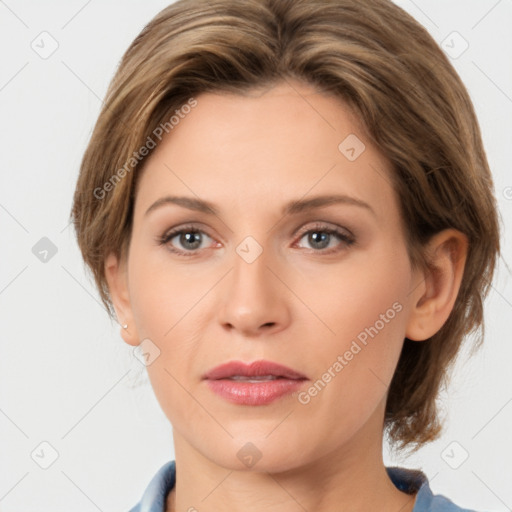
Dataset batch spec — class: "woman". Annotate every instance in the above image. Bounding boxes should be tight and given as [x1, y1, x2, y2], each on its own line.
[71, 0, 500, 510]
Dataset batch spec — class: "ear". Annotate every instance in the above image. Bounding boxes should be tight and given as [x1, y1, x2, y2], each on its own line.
[405, 229, 469, 341]
[104, 252, 139, 346]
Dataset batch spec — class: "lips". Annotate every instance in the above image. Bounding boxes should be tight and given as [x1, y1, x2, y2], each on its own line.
[202, 360, 307, 381]
[203, 360, 308, 406]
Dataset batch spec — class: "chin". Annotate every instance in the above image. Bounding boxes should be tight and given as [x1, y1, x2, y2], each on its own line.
[195, 433, 312, 475]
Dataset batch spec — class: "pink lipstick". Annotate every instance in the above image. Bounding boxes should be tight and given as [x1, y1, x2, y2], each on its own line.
[203, 360, 308, 405]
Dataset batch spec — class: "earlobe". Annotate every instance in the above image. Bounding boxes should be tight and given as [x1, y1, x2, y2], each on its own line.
[104, 252, 139, 346]
[405, 229, 468, 342]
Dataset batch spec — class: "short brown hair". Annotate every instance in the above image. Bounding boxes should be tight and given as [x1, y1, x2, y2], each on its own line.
[71, 0, 501, 451]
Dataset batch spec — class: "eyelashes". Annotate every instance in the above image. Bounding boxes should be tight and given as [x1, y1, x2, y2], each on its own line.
[157, 225, 214, 256]
[157, 222, 356, 257]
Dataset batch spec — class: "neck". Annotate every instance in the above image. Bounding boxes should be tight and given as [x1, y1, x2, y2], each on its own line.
[166, 416, 417, 512]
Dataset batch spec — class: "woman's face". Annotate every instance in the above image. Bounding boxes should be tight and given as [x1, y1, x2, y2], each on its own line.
[118, 80, 424, 471]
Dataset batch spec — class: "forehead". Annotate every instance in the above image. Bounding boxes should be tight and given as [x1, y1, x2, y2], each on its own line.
[134, 80, 397, 220]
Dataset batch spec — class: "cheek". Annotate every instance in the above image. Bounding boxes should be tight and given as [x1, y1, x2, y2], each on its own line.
[303, 242, 411, 344]
[127, 251, 205, 427]
[126, 244, 215, 403]
[291, 259, 410, 449]
[302, 243, 412, 397]
[127, 243, 210, 338]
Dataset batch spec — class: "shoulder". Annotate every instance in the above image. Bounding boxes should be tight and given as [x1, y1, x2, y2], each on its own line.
[128, 460, 176, 512]
[386, 467, 479, 512]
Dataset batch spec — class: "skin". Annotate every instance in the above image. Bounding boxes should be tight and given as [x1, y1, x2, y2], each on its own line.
[105, 79, 468, 512]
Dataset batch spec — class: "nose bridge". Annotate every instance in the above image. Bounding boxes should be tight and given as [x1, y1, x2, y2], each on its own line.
[218, 234, 288, 334]
[233, 236, 270, 294]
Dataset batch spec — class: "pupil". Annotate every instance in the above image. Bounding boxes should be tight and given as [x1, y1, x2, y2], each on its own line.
[310, 232, 329, 249]
[182, 232, 201, 249]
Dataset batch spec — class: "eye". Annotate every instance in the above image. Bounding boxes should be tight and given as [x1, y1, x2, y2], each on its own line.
[158, 224, 216, 256]
[294, 223, 355, 253]
[157, 222, 355, 257]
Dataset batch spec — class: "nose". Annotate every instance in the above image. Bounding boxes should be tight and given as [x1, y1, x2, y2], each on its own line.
[217, 242, 291, 337]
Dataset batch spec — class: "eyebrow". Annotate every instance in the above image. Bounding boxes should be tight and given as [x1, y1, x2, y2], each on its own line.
[144, 194, 376, 218]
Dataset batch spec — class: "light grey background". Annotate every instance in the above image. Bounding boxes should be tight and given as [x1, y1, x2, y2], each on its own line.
[0, 1, 511, 511]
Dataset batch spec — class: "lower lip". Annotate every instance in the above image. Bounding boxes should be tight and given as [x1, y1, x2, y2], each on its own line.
[205, 378, 306, 405]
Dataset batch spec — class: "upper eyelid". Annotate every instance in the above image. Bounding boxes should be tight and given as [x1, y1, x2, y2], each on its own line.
[162, 221, 354, 245]
[296, 221, 353, 235]
[163, 220, 349, 235]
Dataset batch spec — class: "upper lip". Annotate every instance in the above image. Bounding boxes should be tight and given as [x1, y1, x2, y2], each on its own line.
[203, 360, 308, 380]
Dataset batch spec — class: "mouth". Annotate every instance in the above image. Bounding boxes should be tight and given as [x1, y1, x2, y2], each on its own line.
[202, 360, 308, 406]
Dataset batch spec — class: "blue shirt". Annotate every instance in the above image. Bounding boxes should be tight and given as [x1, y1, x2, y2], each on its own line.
[128, 460, 477, 512]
